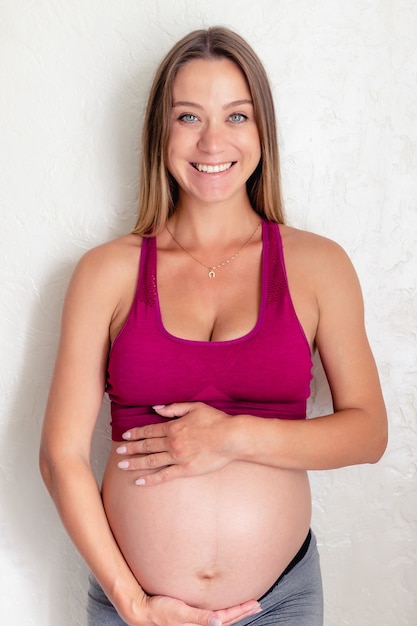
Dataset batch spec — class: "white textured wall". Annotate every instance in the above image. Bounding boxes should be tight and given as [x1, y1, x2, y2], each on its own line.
[1, 1, 416, 624]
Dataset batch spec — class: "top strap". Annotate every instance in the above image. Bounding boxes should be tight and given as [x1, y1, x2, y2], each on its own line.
[137, 235, 157, 307]
[265, 221, 287, 303]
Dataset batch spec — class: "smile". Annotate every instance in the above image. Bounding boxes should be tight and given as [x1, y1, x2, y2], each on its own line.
[192, 162, 234, 173]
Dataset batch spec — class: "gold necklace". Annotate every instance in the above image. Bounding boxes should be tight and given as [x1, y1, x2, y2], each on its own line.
[166, 221, 261, 278]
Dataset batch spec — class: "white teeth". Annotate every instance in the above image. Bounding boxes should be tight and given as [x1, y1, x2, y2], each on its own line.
[194, 162, 233, 173]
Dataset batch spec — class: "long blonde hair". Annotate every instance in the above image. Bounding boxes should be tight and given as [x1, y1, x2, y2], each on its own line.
[133, 26, 285, 236]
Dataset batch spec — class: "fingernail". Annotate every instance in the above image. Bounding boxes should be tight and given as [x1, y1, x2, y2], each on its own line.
[116, 446, 127, 454]
[122, 431, 131, 439]
[209, 618, 222, 626]
[118, 461, 129, 469]
[135, 478, 146, 486]
[152, 404, 165, 409]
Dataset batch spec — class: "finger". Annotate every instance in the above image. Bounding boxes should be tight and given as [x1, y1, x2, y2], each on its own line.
[116, 437, 167, 456]
[122, 422, 168, 441]
[183, 620, 221, 626]
[183, 621, 220, 626]
[222, 606, 262, 626]
[152, 402, 195, 418]
[135, 463, 185, 486]
[184, 611, 222, 626]
[118, 452, 173, 472]
[217, 600, 262, 623]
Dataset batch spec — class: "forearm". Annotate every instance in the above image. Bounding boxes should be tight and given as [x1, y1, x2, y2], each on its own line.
[118, 401, 385, 484]
[40, 454, 146, 619]
[232, 408, 387, 471]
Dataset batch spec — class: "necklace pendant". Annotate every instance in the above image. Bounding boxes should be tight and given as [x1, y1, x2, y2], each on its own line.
[208, 269, 216, 279]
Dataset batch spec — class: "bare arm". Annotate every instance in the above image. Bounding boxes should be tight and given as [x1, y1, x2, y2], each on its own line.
[232, 237, 388, 470]
[39, 241, 259, 625]
[39, 244, 146, 621]
[116, 236, 387, 483]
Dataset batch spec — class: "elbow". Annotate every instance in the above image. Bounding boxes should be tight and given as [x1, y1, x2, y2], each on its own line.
[367, 415, 388, 464]
[39, 438, 92, 496]
[368, 432, 388, 464]
[39, 445, 55, 495]
[39, 439, 65, 496]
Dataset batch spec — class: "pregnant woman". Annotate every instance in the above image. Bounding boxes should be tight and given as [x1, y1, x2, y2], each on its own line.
[39, 27, 387, 626]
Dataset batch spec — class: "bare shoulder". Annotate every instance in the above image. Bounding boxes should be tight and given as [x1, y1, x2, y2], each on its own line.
[64, 233, 143, 325]
[70, 234, 142, 293]
[279, 224, 358, 287]
[280, 224, 350, 260]
[76, 233, 142, 274]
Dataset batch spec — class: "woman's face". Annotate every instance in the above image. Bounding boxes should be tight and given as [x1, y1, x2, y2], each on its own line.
[167, 57, 261, 210]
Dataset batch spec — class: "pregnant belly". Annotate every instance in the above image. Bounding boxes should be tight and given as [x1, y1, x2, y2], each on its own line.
[102, 448, 311, 610]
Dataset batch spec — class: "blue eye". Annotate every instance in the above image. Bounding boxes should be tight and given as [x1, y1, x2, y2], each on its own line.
[179, 113, 198, 123]
[229, 113, 247, 123]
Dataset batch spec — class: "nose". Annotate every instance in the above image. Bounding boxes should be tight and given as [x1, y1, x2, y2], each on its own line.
[197, 121, 225, 153]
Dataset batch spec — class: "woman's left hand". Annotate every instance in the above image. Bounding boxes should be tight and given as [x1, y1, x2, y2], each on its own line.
[116, 402, 237, 485]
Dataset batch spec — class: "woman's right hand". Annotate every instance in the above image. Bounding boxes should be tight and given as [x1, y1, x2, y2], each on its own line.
[123, 593, 261, 626]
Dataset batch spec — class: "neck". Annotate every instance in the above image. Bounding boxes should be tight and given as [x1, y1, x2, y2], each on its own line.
[165, 217, 262, 279]
[170, 201, 259, 249]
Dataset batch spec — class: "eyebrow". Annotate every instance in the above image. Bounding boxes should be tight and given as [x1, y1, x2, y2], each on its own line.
[172, 99, 253, 110]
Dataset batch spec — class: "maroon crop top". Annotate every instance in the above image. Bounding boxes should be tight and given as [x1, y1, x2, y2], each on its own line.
[106, 220, 313, 441]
